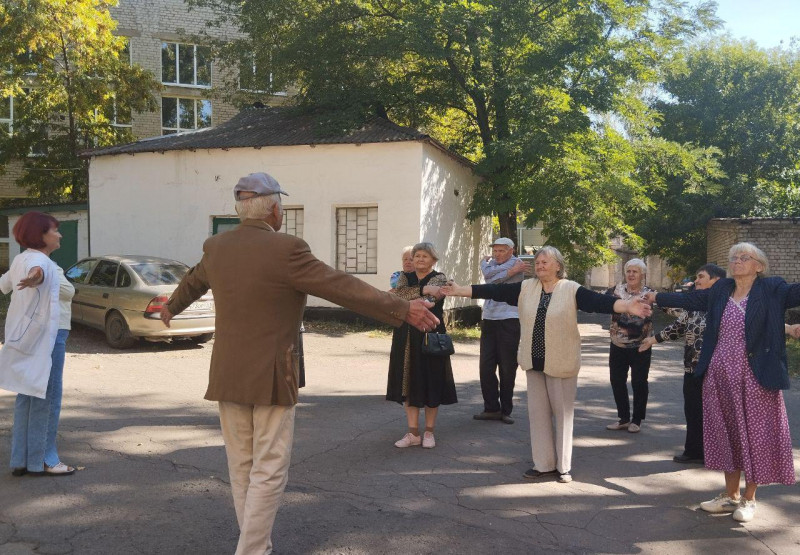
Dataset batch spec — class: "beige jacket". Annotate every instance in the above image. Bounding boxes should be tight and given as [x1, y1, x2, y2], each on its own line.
[167, 219, 409, 406]
[518, 278, 582, 378]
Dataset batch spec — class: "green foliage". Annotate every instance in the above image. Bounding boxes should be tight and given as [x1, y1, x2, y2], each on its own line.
[646, 38, 800, 271]
[0, 0, 159, 202]
[190, 0, 717, 271]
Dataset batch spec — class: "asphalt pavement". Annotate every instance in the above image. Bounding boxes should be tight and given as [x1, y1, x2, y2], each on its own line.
[1, 315, 798, 554]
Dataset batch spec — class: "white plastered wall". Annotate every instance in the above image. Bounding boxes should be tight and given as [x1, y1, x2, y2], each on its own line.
[88, 142, 426, 306]
[419, 144, 491, 310]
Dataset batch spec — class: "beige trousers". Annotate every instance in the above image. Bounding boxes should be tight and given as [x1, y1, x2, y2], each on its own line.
[218, 401, 296, 555]
[526, 371, 578, 474]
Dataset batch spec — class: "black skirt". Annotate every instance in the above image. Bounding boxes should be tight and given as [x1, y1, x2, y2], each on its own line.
[386, 321, 457, 408]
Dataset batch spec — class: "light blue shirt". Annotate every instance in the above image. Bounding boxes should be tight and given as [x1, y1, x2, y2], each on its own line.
[480, 256, 523, 320]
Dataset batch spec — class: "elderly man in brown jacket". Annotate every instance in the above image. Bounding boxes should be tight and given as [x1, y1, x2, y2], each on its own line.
[161, 172, 438, 555]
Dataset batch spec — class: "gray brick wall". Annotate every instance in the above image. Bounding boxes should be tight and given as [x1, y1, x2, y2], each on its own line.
[707, 218, 800, 282]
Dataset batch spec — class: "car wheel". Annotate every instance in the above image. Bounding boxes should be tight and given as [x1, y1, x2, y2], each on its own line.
[105, 311, 137, 349]
[190, 332, 214, 344]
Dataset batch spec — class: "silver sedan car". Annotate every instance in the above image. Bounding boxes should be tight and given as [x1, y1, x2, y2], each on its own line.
[65, 255, 214, 349]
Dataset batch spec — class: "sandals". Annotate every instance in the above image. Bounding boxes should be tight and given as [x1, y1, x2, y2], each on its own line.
[44, 462, 76, 476]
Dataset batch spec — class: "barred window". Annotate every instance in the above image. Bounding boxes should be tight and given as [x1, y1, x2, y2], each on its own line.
[336, 207, 377, 274]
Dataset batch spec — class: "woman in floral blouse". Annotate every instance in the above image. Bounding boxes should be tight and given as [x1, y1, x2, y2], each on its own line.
[639, 264, 725, 463]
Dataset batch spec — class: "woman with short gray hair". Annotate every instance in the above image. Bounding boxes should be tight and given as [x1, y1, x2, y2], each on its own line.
[649, 242, 798, 522]
[387, 242, 456, 449]
[442, 246, 652, 483]
[605, 258, 654, 434]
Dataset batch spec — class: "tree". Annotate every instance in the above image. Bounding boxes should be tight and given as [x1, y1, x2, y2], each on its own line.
[640, 38, 800, 271]
[0, 0, 160, 202]
[190, 0, 717, 271]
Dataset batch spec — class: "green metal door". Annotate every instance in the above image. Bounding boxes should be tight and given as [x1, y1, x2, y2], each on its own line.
[51, 220, 78, 270]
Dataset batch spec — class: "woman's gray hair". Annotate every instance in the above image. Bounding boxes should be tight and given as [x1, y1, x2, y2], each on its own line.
[412, 242, 439, 261]
[534, 246, 567, 279]
[624, 258, 647, 275]
[235, 193, 282, 221]
[401, 245, 414, 256]
[729, 242, 769, 276]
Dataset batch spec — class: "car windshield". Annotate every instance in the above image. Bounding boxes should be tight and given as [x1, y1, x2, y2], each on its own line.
[129, 262, 189, 286]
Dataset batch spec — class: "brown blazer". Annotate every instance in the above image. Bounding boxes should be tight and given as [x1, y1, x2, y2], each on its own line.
[167, 219, 409, 406]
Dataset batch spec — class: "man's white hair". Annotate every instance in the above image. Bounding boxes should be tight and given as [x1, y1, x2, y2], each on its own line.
[235, 193, 282, 221]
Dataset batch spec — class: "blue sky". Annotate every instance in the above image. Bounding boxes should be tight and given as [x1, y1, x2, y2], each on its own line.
[712, 0, 799, 48]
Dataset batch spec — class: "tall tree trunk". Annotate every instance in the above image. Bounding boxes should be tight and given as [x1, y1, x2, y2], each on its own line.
[498, 211, 518, 246]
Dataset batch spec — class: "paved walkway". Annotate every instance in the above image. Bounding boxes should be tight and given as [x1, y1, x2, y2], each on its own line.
[1, 317, 798, 554]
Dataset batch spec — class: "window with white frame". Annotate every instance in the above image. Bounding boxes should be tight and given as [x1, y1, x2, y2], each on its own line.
[162, 42, 211, 87]
[162, 97, 211, 134]
[336, 207, 377, 274]
[237, 52, 286, 95]
[0, 96, 12, 135]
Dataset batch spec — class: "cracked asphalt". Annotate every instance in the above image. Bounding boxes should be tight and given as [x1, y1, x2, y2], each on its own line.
[1, 314, 798, 554]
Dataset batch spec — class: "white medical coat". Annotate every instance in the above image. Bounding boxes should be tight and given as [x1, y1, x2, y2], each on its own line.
[0, 250, 60, 398]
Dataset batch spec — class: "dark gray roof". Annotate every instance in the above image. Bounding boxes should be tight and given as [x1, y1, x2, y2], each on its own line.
[85, 107, 468, 163]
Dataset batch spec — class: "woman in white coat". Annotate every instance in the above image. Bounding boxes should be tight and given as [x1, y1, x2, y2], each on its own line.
[0, 211, 72, 476]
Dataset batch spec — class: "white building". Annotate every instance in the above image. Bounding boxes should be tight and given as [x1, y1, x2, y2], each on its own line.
[86, 106, 491, 309]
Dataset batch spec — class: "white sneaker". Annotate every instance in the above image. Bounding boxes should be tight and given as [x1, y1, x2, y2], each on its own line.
[558, 472, 573, 483]
[394, 433, 421, 448]
[606, 420, 630, 430]
[732, 499, 757, 522]
[700, 493, 741, 513]
[422, 431, 436, 449]
[628, 423, 641, 433]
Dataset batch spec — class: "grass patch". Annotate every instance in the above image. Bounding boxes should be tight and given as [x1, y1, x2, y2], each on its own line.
[786, 338, 800, 378]
[305, 319, 481, 342]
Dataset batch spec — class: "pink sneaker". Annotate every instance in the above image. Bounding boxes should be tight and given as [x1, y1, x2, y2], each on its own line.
[394, 433, 421, 448]
[422, 431, 436, 449]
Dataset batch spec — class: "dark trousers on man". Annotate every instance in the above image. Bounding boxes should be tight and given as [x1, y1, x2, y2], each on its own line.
[682, 372, 704, 458]
[609, 343, 652, 424]
[479, 319, 520, 416]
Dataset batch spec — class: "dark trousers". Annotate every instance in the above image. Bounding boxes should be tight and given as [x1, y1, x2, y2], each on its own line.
[479, 319, 520, 416]
[609, 343, 651, 423]
[682, 372, 704, 458]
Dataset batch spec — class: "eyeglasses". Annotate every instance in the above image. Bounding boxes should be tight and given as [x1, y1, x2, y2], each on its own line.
[728, 255, 754, 263]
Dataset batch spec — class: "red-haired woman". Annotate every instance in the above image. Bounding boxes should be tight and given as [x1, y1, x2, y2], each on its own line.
[0, 211, 75, 476]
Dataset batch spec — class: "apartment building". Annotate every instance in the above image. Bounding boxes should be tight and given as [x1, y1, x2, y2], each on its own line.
[0, 0, 257, 200]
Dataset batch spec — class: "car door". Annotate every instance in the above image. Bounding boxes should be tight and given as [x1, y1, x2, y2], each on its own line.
[64, 258, 98, 324]
[81, 260, 120, 328]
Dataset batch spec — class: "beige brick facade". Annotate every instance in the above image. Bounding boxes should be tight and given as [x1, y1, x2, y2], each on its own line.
[113, 0, 244, 138]
[707, 218, 800, 282]
[1, 0, 268, 198]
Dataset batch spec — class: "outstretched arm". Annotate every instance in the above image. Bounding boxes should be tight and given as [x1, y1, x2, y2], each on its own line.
[442, 282, 523, 306]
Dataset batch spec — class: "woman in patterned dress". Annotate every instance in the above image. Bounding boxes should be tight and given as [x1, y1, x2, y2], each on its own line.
[386, 242, 456, 449]
[649, 243, 797, 523]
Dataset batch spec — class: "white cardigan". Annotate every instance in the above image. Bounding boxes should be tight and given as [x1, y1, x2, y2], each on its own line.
[0, 250, 60, 398]
[518, 278, 583, 378]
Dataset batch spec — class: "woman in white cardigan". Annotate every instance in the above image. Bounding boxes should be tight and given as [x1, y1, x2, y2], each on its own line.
[443, 246, 651, 483]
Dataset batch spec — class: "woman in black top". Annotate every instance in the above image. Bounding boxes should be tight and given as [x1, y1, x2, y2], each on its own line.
[387, 242, 456, 449]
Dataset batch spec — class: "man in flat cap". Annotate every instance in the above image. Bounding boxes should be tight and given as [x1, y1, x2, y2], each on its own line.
[474, 238, 529, 424]
[161, 172, 439, 555]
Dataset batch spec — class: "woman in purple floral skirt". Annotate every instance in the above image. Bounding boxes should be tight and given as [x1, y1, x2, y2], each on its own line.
[650, 242, 797, 523]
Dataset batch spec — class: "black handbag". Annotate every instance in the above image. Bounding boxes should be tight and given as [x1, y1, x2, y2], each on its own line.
[422, 332, 454, 356]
